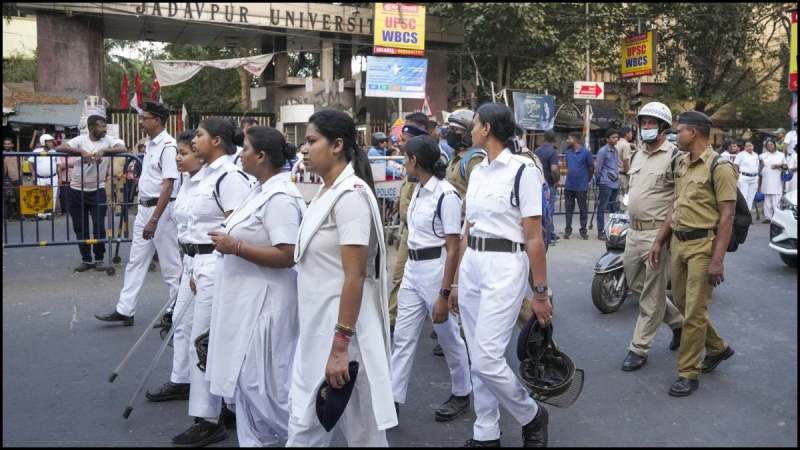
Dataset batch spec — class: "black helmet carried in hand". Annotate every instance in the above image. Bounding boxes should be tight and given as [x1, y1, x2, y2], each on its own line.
[517, 316, 584, 407]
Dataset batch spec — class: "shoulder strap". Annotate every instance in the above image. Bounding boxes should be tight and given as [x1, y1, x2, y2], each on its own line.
[510, 163, 527, 208]
[212, 169, 250, 213]
[432, 189, 461, 238]
[158, 143, 176, 171]
[670, 149, 681, 175]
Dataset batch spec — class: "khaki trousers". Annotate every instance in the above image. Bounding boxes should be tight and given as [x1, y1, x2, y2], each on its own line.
[388, 224, 408, 329]
[670, 234, 728, 380]
[624, 229, 683, 356]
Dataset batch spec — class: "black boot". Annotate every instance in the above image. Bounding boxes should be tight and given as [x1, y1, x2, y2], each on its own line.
[668, 377, 699, 397]
[145, 381, 189, 402]
[701, 346, 734, 373]
[621, 351, 647, 372]
[522, 404, 548, 447]
[94, 310, 134, 326]
[435, 394, 470, 422]
[171, 417, 227, 447]
[465, 438, 501, 447]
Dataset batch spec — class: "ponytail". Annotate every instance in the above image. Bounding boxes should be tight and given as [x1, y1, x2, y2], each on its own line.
[349, 145, 376, 195]
[432, 159, 447, 179]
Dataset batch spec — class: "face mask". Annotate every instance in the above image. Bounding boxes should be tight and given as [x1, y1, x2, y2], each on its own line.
[640, 128, 659, 142]
[446, 131, 463, 150]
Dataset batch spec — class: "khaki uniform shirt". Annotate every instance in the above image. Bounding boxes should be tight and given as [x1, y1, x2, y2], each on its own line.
[398, 179, 417, 226]
[671, 146, 738, 231]
[617, 137, 633, 174]
[627, 140, 676, 223]
[445, 149, 485, 199]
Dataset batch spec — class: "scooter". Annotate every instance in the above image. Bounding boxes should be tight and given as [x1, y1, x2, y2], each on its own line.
[591, 196, 629, 313]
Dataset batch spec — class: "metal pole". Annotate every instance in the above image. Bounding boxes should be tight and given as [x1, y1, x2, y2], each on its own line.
[636, 18, 642, 96]
[584, 2, 591, 150]
[491, 82, 496, 103]
[108, 294, 174, 383]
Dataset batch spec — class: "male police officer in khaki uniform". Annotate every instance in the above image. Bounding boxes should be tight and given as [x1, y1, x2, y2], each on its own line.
[621, 102, 684, 372]
[650, 111, 737, 397]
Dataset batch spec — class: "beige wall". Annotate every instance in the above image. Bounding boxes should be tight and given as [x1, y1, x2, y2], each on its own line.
[2, 16, 37, 58]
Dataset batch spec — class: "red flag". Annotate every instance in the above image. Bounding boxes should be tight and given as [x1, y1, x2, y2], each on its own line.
[151, 79, 160, 101]
[177, 103, 185, 133]
[120, 73, 129, 109]
[134, 72, 143, 108]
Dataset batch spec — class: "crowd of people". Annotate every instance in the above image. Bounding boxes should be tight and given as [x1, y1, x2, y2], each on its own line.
[1, 96, 796, 447]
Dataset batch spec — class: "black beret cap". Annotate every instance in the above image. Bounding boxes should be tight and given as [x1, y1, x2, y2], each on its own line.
[677, 111, 712, 127]
[143, 101, 169, 120]
[315, 361, 359, 432]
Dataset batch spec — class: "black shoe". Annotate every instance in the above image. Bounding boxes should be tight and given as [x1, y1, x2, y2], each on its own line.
[430, 330, 438, 339]
[669, 328, 682, 351]
[435, 394, 470, 422]
[94, 311, 134, 326]
[701, 346, 734, 373]
[94, 260, 106, 271]
[621, 351, 647, 372]
[668, 377, 699, 397]
[598, 233, 607, 241]
[146, 382, 190, 402]
[433, 343, 444, 357]
[522, 404, 548, 447]
[551, 235, 560, 242]
[563, 230, 572, 240]
[465, 438, 501, 447]
[74, 261, 96, 272]
[220, 407, 236, 430]
[579, 230, 589, 240]
[172, 418, 227, 447]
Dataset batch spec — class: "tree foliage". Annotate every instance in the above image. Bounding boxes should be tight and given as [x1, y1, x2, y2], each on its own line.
[2, 51, 37, 83]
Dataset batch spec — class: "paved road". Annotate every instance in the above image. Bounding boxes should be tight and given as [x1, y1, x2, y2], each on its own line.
[2, 214, 797, 446]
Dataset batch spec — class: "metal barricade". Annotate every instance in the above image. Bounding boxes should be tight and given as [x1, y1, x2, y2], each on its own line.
[2, 151, 142, 276]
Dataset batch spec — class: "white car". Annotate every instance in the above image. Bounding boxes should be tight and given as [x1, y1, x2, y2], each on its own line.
[769, 189, 797, 267]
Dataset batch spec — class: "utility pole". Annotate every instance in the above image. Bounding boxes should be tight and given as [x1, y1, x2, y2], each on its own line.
[635, 17, 642, 150]
[584, 2, 591, 150]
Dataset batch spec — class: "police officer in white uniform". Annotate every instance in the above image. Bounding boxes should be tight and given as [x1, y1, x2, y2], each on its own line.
[170, 117, 253, 447]
[143, 130, 202, 403]
[450, 103, 551, 448]
[391, 135, 472, 422]
[28, 133, 59, 217]
[94, 102, 182, 324]
[206, 126, 305, 447]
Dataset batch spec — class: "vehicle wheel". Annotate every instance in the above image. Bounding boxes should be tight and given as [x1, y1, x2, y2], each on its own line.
[106, 266, 116, 276]
[112, 256, 121, 264]
[591, 271, 627, 314]
[780, 253, 797, 268]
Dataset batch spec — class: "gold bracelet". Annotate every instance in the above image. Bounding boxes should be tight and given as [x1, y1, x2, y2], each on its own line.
[335, 323, 356, 336]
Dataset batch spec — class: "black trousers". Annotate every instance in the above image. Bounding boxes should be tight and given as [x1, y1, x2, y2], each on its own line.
[67, 187, 107, 262]
[564, 189, 588, 233]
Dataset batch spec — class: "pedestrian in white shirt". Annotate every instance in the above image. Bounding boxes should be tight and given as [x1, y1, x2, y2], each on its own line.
[144, 129, 203, 404]
[759, 138, 786, 222]
[734, 141, 760, 211]
[391, 135, 472, 423]
[783, 127, 796, 156]
[205, 127, 305, 447]
[57, 115, 127, 271]
[170, 118, 253, 447]
[288, 110, 396, 446]
[449, 103, 551, 447]
[27, 133, 59, 217]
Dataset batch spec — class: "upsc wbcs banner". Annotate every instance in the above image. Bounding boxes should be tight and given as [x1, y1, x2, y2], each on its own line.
[620, 31, 656, 79]
[373, 3, 426, 57]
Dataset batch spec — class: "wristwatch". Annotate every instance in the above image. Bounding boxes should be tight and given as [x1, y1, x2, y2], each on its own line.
[533, 284, 548, 295]
[439, 288, 451, 298]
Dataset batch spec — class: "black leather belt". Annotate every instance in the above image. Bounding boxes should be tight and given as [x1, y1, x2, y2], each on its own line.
[673, 229, 710, 241]
[741, 172, 758, 177]
[139, 197, 176, 207]
[36, 174, 56, 178]
[408, 246, 442, 261]
[179, 242, 215, 257]
[467, 236, 525, 253]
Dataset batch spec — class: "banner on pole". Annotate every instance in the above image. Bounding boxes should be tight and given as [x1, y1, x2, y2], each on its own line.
[620, 31, 656, 79]
[373, 3, 426, 56]
[790, 10, 797, 92]
[512, 93, 556, 131]
[365, 56, 427, 99]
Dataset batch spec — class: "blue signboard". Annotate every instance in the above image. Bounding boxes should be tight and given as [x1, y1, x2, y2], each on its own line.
[512, 92, 556, 131]
[365, 56, 427, 99]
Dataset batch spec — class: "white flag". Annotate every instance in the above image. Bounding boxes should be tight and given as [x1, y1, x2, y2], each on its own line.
[181, 104, 188, 126]
[130, 94, 143, 115]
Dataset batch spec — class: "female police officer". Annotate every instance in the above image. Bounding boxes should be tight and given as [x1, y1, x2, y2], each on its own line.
[391, 134, 472, 422]
[288, 110, 396, 446]
[206, 126, 305, 446]
[449, 103, 552, 447]
[170, 118, 252, 447]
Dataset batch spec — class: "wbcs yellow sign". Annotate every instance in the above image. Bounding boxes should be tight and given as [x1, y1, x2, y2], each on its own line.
[790, 10, 797, 92]
[373, 3, 426, 56]
[620, 31, 656, 79]
[19, 185, 53, 215]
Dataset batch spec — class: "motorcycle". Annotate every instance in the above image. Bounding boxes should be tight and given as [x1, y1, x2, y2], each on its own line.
[591, 196, 629, 313]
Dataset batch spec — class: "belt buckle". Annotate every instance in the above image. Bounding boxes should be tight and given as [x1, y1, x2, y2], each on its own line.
[479, 237, 486, 252]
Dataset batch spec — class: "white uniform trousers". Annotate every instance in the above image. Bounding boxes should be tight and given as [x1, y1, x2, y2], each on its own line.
[115, 204, 181, 317]
[169, 255, 195, 384]
[286, 338, 388, 447]
[737, 176, 758, 211]
[391, 256, 471, 404]
[187, 253, 222, 420]
[234, 313, 291, 447]
[763, 193, 781, 220]
[458, 247, 538, 442]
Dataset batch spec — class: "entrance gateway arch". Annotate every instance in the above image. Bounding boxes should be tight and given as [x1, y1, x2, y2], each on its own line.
[13, 2, 463, 122]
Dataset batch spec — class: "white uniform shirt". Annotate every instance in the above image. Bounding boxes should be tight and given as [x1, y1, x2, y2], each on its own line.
[407, 176, 462, 250]
[786, 152, 798, 192]
[66, 134, 125, 191]
[734, 151, 759, 176]
[784, 130, 797, 155]
[183, 155, 253, 244]
[173, 172, 202, 243]
[465, 149, 543, 244]
[28, 149, 59, 180]
[759, 151, 786, 195]
[233, 146, 244, 169]
[138, 129, 179, 199]
[720, 151, 735, 164]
